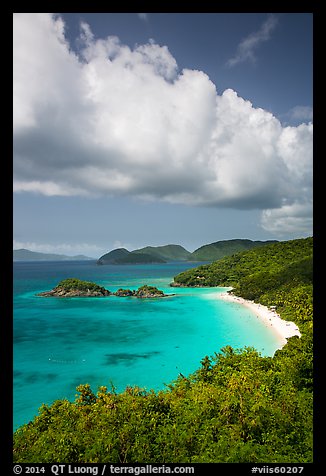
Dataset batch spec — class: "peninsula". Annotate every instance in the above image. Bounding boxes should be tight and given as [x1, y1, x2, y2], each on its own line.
[171, 237, 312, 345]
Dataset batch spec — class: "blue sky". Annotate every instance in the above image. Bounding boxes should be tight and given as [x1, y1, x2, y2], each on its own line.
[13, 13, 313, 257]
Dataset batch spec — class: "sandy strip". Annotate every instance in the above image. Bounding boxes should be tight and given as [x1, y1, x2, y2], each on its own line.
[216, 288, 301, 347]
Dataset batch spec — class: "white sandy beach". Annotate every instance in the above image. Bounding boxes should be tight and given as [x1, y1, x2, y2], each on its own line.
[216, 289, 301, 348]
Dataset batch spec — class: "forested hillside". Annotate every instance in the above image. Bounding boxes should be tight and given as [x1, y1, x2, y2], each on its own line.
[173, 237, 312, 288]
[13, 237, 313, 463]
[189, 238, 277, 261]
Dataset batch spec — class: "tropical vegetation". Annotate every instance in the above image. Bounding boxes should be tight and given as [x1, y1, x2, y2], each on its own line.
[54, 278, 107, 293]
[14, 237, 313, 463]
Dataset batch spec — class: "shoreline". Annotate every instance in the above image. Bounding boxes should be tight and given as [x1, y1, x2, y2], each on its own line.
[216, 288, 301, 348]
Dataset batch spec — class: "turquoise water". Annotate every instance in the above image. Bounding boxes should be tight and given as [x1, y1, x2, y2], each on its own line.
[13, 260, 283, 430]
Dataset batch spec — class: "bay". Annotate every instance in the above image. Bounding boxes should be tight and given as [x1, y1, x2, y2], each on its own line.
[13, 260, 283, 430]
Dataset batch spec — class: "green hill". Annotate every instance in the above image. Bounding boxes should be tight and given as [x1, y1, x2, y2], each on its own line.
[97, 248, 131, 265]
[97, 248, 166, 265]
[189, 239, 278, 261]
[97, 244, 190, 265]
[133, 244, 191, 261]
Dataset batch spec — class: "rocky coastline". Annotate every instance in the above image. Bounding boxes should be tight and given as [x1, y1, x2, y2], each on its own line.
[37, 287, 111, 298]
[169, 282, 208, 288]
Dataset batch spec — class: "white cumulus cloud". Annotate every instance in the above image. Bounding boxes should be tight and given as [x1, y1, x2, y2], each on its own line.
[13, 13, 313, 236]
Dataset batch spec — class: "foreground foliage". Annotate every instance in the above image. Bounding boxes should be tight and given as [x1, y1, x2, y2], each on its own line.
[13, 343, 313, 463]
[13, 238, 313, 463]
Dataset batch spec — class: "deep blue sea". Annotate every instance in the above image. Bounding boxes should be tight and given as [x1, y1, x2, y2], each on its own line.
[13, 260, 283, 431]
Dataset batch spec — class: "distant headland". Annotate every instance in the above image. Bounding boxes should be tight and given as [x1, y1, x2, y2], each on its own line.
[13, 249, 93, 261]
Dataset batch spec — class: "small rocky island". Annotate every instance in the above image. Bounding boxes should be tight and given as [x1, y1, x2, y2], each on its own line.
[37, 279, 169, 299]
[115, 285, 166, 298]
